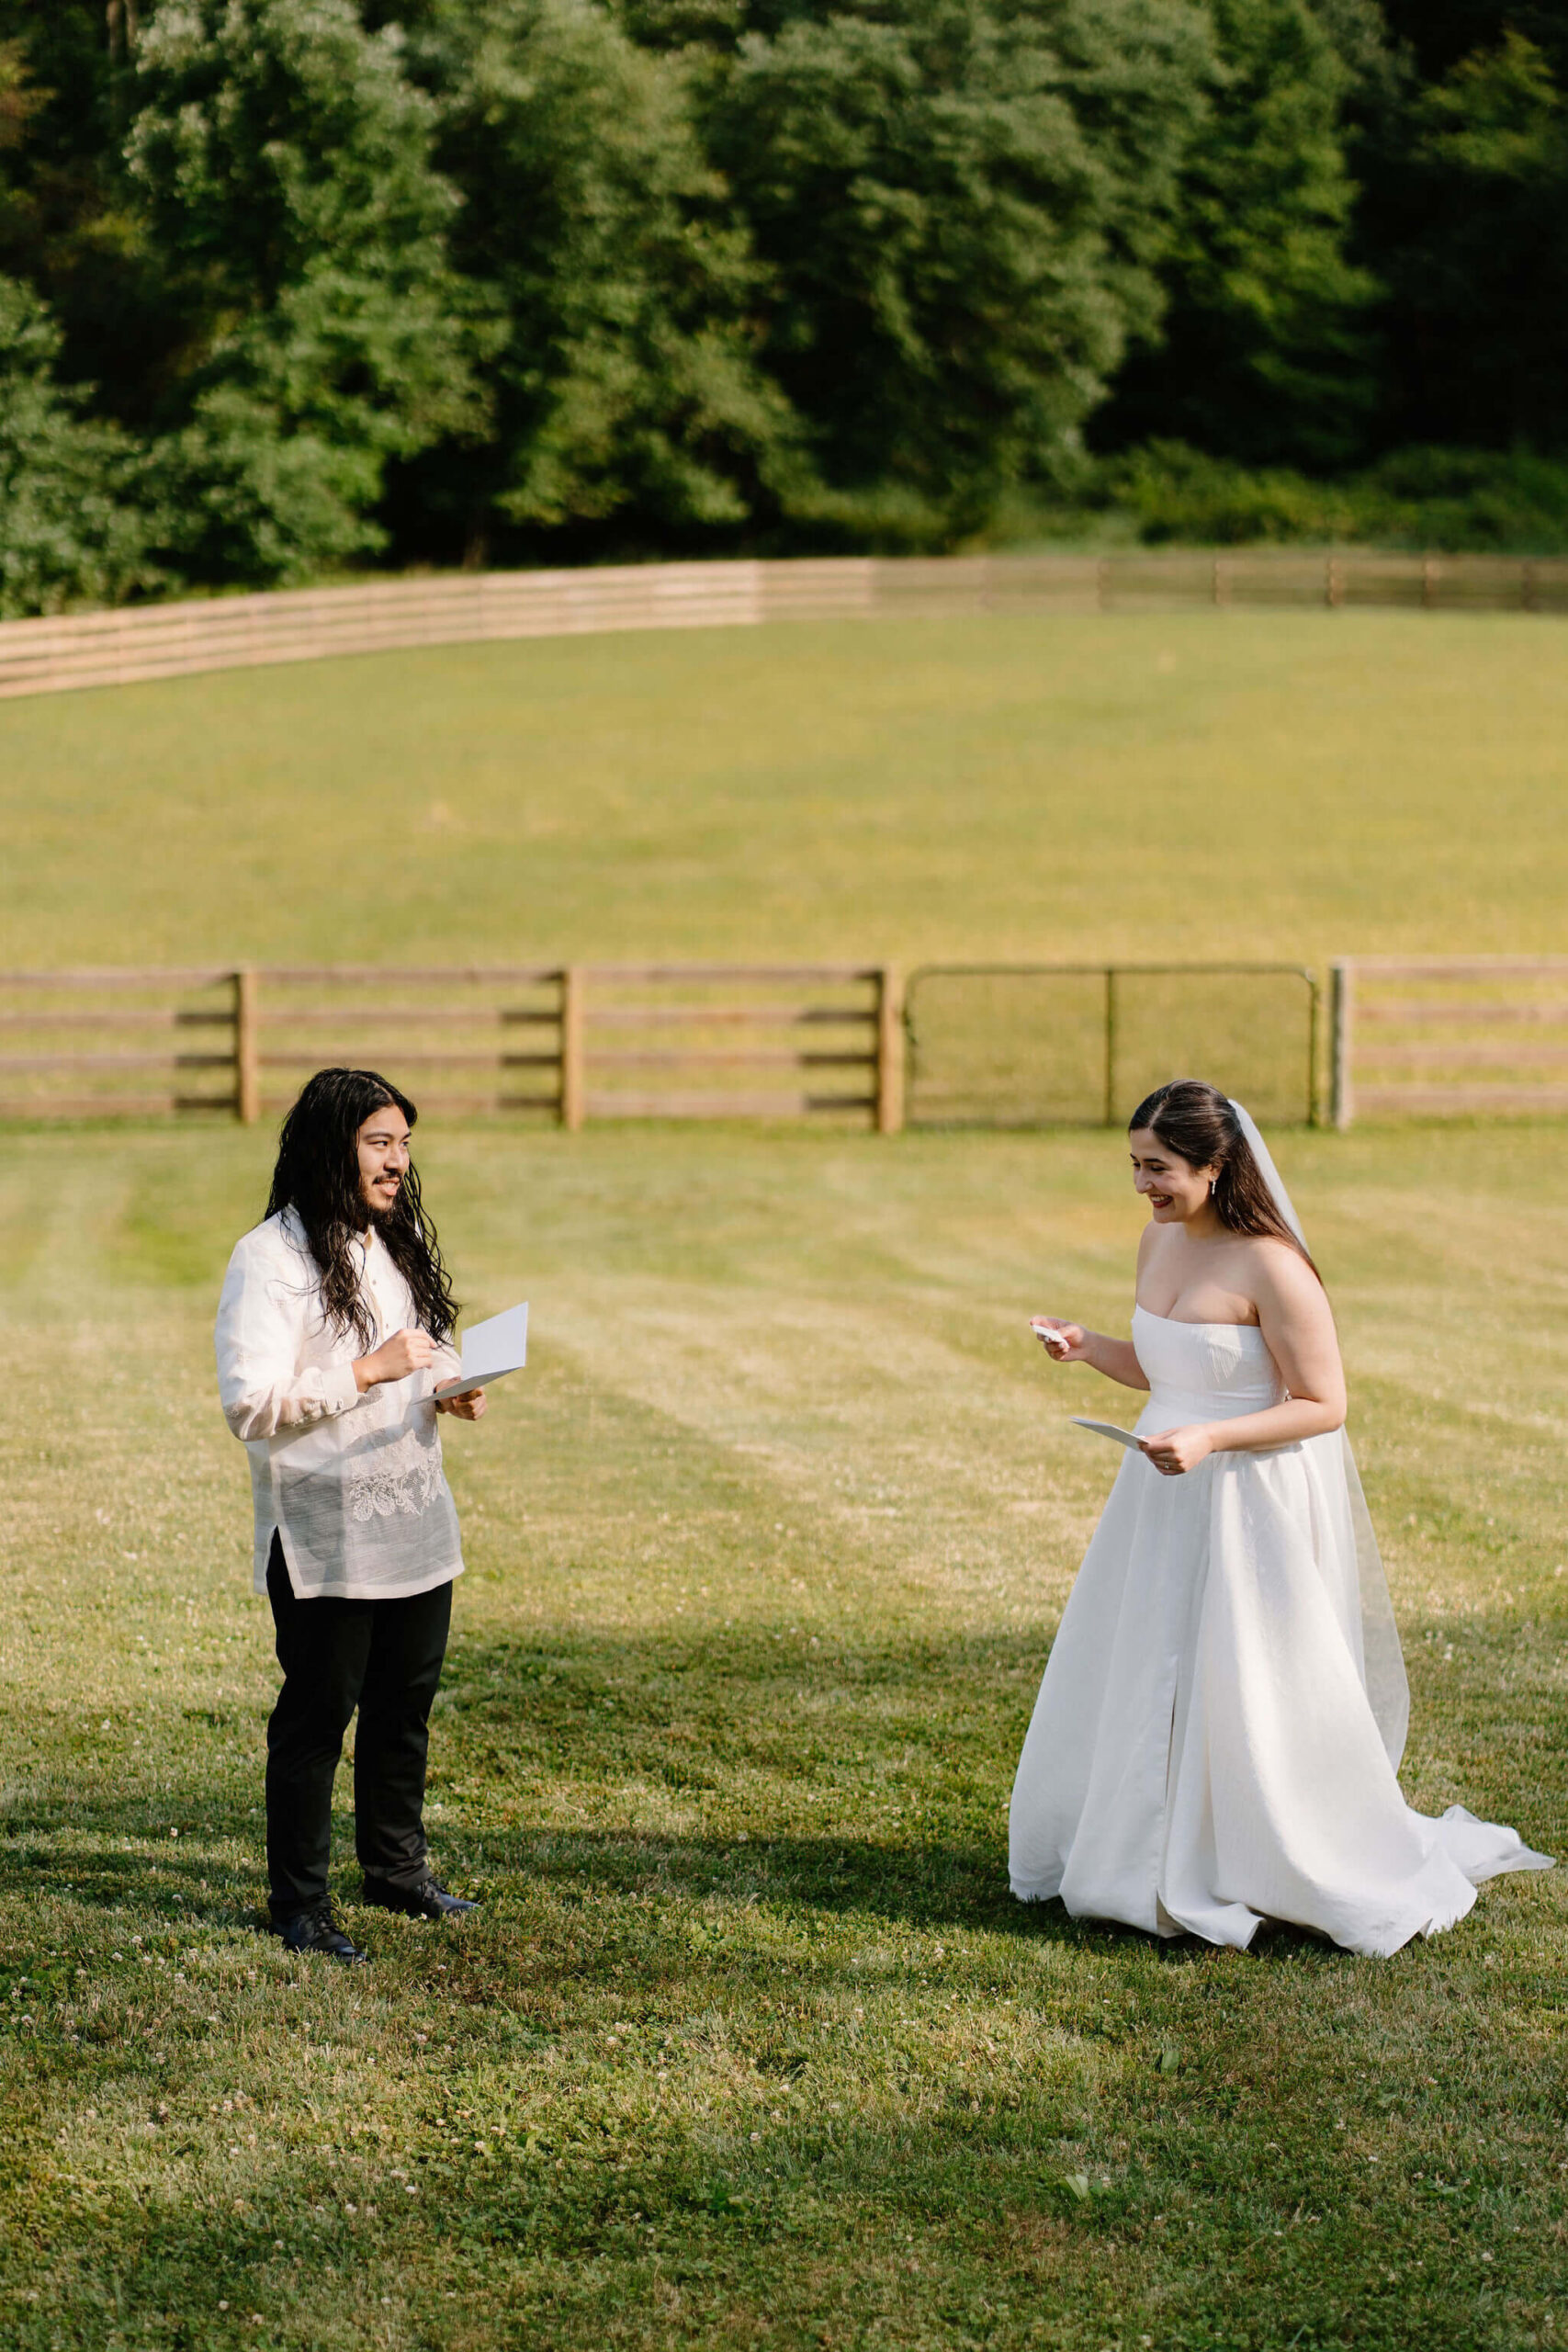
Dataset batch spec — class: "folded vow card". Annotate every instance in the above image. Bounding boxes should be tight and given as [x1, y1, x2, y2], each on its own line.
[434, 1302, 528, 1398]
[1070, 1418, 1144, 1450]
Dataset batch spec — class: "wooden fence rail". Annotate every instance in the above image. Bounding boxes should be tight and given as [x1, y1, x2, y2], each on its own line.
[12, 959, 1568, 1129]
[4, 550, 1568, 701]
[0, 966, 904, 1131]
[0, 960, 1314, 1131]
[1330, 957, 1568, 1125]
[0, 967, 243, 1118]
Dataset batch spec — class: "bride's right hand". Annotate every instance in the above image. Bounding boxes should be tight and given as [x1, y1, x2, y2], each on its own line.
[1031, 1317, 1088, 1362]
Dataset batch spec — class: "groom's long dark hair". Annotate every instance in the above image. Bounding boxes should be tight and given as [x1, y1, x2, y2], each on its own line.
[265, 1068, 459, 1348]
[1129, 1080, 1320, 1278]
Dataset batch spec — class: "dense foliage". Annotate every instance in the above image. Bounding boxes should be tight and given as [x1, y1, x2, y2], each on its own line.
[0, 0, 1563, 611]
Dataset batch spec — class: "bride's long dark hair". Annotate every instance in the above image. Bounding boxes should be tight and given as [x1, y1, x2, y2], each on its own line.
[1128, 1080, 1320, 1278]
[265, 1068, 459, 1348]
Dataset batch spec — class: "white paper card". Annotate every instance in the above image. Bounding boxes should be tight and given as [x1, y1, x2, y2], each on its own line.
[1030, 1317, 1073, 1359]
[434, 1302, 528, 1398]
[1070, 1417, 1144, 1450]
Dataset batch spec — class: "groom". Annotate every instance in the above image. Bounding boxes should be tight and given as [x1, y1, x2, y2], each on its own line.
[215, 1069, 488, 1962]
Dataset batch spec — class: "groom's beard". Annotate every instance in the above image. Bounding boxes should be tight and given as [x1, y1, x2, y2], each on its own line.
[365, 1197, 408, 1238]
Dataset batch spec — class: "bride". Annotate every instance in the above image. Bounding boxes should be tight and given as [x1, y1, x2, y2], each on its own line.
[1010, 1078, 1550, 1957]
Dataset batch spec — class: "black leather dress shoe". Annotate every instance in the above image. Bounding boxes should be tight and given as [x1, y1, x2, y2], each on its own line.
[274, 1902, 368, 1963]
[361, 1874, 478, 1921]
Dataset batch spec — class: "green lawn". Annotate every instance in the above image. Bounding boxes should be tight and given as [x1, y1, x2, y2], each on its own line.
[0, 609, 1564, 970]
[3, 608, 1565, 2345]
[2, 1116, 1564, 2351]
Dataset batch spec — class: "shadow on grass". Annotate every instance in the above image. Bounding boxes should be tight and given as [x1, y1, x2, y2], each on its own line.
[6, 1604, 1550, 1973]
[0, 1793, 1349, 1979]
[0, 1793, 1032, 1937]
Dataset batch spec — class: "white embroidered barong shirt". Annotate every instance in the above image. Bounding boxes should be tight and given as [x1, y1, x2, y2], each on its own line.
[215, 1210, 465, 1600]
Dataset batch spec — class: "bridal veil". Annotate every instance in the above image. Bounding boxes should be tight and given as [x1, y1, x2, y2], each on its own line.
[1229, 1101, 1410, 1770]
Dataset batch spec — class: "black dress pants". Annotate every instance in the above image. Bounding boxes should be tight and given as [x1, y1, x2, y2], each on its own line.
[265, 1534, 452, 1920]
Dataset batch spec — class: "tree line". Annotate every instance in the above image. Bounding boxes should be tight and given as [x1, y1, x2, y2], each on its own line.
[1, 0, 1565, 616]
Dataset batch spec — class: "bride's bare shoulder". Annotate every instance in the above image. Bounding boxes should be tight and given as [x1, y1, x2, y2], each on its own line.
[1236, 1232, 1300, 1264]
[1239, 1234, 1324, 1308]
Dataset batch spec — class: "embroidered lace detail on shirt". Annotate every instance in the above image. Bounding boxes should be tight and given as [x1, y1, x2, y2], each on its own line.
[345, 1427, 445, 1522]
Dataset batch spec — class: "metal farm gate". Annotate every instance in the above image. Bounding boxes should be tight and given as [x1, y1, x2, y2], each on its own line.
[904, 965, 1320, 1129]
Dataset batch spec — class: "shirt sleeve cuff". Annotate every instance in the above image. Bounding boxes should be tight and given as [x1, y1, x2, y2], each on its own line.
[321, 1363, 361, 1416]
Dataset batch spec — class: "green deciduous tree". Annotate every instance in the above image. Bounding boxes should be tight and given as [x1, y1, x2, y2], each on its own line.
[691, 0, 1212, 542]
[1378, 1, 1568, 85]
[126, 0, 482, 582]
[0, 6, 183, 427]
[0, 273, 166, 616]
[393, 0, 802, 565]
[1099, 0, 1380, 469]
[1381, 34, 1568, 451]
[1, 0, 1565, 600]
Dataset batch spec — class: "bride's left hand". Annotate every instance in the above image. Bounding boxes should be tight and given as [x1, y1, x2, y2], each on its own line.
[1137, 1423, 1213, 1476]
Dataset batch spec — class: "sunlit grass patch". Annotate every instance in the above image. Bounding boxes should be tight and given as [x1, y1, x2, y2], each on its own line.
[1, 610, 1566, 973]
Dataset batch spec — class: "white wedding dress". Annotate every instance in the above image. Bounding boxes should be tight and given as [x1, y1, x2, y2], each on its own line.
[1009, 1305, 1551, 1956]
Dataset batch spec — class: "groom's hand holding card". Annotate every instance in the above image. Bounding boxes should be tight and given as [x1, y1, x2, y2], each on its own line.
[435, 1302, 528, 1403]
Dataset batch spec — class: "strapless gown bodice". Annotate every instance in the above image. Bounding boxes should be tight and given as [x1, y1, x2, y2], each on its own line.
[1008, 1307, 1550, 1956]
[1129, 1305, 1281, 1421]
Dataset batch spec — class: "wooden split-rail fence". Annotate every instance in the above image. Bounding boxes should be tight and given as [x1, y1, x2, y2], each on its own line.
[6, 956, 1568, 1129]
[3, 549, 1568, 702]
[1330, 958, 1568, 1125]
[0, 965, 905, 1132]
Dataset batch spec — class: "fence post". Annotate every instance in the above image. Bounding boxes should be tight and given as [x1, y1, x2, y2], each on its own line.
[234, 967, 259, 1125]
[875, 966, 904, 1134]
[560, 966, 585, 1131]
[1102, 969, 1118, 1125]
[1325, 556, 1344, 609]
[1330, 960, 1353, 1131]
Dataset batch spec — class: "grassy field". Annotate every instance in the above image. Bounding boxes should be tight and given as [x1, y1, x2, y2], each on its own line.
[2, 1115, 1565, 2352]
[0, 609, 1565, 969]
[2, 607, 1566, 2347]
